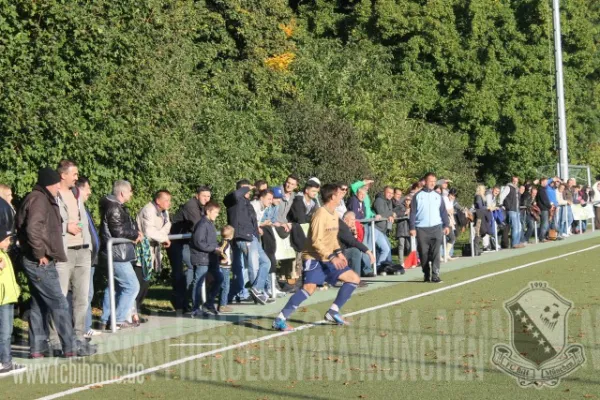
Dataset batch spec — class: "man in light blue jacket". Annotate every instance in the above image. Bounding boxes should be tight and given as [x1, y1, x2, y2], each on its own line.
[409, 173, 450, 283]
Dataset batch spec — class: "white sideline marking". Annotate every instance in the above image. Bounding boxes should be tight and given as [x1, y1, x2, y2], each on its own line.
[168, 343, 222, 347]
[37, 244, 600, 400]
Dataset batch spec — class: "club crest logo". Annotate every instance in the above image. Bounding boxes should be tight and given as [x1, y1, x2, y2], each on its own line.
[491, 281, 585, 388]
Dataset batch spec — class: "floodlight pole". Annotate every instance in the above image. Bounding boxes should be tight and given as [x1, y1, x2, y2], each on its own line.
[552, 0, 569, 180]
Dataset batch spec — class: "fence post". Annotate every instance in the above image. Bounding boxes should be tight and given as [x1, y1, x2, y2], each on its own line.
[494, 220, 499, 251]
[371, 220, 377, 275]
[470, 222, 475, 258]
[107, 239, 117, 333]
[534, 221, 539, 244]
[270, 272, 277, 300]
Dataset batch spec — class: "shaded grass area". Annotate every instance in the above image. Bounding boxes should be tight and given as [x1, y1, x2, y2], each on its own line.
[3, 238, 600, 399]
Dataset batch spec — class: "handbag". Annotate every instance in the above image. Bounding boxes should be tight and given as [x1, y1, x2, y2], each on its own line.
[529, 204, 541, 222]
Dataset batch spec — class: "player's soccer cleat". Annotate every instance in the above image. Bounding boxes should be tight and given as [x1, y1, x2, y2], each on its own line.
[272, 318, 293, 331]
[324, 310, 349, 326]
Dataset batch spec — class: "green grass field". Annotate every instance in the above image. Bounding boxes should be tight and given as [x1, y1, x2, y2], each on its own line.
[3, 237, 600, 400]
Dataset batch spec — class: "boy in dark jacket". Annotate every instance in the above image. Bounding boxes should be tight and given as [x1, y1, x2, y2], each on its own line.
[190, 201, 224, 316]
[217, 225, 234, 313]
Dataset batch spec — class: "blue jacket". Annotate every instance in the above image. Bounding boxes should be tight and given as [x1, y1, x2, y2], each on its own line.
[546, 178, 557, 206]
[409, 188, 449, 230]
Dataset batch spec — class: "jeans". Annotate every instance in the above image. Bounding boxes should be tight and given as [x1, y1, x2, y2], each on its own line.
[522, 214, 535, 243]
[0, 303, 14, 364]
[101, 261, 139, 324]
[363, 225, 392, 266]
[220, 267, 231, 307]
[556, 206, 564, 235]
[507, 211, 521, 247]
[191, 264, 224, 310]
[85, 265, 96, 332]
[540, 210, 550, 240]
[229, 236, 270, 301]
[567, 206, 574, 231]
[167, 241, 193, 311]
[50, 248, 91, 343]
[343, 247, 372, 276]
[22, 257, 75, 354]
[397, 236, 411, 263]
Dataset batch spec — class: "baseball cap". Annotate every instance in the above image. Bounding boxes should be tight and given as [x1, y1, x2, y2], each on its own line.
[271, 187, 284, 199]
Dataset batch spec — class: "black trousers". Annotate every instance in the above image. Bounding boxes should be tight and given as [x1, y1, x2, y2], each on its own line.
[166, 241, 187, 310]
[134, 266, 150, 315]
[416, 225, 443, 279]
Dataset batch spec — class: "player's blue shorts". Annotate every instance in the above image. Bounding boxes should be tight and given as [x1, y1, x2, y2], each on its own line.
[302, 259, 351, 286]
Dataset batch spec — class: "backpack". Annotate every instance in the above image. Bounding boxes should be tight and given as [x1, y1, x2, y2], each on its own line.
[456, 208, 469, 228]
[462, 241, 482, 257]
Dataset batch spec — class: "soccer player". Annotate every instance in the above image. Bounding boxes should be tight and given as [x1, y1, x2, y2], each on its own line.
[272, 183, 360, 331]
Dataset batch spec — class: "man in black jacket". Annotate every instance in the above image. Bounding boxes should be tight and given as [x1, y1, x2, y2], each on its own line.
[17, 168, 96, 358]
[536, 178, 553, 241]
[167, 185, 211, 312]
[189, 201, 224, 316]
[503, 176, 524, 248]
[224, 180, 270, 305]
[99, 180, 142, 329]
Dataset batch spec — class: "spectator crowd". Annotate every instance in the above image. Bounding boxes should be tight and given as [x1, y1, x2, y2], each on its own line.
[0, 162, 599, 377]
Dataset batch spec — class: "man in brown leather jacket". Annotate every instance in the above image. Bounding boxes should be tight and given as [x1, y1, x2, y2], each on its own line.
[17, 167, 96, 358]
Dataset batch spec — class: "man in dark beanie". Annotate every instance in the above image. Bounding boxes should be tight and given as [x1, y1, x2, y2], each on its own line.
[16, 167, 96, 358]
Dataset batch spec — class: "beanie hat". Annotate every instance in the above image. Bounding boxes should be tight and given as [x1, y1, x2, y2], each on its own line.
[0, 197, 14, 242]
[37, 167, 61, 187]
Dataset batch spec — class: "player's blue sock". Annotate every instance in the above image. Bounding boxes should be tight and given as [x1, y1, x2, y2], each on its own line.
[330, 282, 358, 313]
[279, 289, 310, 320]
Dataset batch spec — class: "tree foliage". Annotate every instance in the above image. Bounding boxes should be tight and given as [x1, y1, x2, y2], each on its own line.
[0, 0, 598, 215]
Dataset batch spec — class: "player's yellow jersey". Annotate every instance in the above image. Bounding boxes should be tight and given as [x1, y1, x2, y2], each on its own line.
[302, 206, 340, 262]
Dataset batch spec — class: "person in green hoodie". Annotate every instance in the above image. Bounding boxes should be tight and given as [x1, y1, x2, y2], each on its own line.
[0, 196, 26, 377]
[350, 180, 375, 219]
[349, 180, 393, 272]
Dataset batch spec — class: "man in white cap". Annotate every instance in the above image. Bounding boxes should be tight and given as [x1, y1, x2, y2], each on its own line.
[437, 178, 452, 197]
